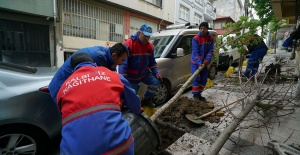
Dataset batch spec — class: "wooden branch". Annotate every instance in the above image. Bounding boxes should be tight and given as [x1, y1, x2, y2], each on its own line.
[205, 87, 271, 155]
[150, 65, 205, 121]
[205, 93, 259, 155]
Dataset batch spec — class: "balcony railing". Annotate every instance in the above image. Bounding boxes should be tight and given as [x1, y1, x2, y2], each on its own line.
[204, 2, 216, 20]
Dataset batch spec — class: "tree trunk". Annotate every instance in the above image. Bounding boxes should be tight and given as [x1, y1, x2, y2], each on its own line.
[238, 53, 244, 73]
[205, 93, 259, 155]
[206, 87, 273, 155]
[274, 30, 277, 54]
[150, 65, 205, 121]
[295, 46, 300, 98]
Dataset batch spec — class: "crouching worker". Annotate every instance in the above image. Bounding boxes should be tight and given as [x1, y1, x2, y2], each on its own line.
[56, 53, 142, 155]
[244, 34, 268, 78]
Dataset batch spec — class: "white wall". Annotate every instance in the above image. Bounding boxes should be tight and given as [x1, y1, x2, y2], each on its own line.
[0, 0, 54, 17]
[106, 0, 175, 23]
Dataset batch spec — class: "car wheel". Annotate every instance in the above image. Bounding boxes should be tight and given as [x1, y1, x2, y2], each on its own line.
[153, 81, 170, 106]
[0, 126, 48, 155]
[208, 65, 217, 80]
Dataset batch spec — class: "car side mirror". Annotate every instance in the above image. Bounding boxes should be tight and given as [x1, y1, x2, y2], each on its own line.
[177, 48, 184, 57]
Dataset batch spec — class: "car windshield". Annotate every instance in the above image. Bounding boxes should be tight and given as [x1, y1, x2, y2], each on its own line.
[149, 35, 174, 58]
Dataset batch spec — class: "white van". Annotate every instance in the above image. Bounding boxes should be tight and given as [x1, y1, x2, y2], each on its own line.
[139, 23, 218, 105]
[218, 34, 241, 68]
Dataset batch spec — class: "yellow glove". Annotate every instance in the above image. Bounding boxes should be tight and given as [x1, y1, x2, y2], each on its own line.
[143, 106, 157, 117]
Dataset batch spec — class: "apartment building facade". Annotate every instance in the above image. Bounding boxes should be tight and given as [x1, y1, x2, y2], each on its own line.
[0, 0, 174, 67]
[56, 0, 174, 66]
[213, 0, 245, 23]
[213, 15, 235, 35]
[0, 0, 55, 67]
[174, 0, 216, 26]
[0, 0, 219, 67]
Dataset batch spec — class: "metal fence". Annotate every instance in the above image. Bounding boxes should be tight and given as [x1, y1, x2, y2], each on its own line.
[62, 0, 124, 42]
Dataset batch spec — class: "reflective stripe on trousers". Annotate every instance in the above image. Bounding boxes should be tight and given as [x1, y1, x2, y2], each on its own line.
[103, 134, 134, 155]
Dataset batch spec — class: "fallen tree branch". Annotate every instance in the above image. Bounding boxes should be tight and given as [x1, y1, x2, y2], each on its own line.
[205, 90, 263, 155]
[206, 87, 271, 155]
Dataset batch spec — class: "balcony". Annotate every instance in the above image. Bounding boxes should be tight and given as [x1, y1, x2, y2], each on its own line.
[203, 2, 216, 21]
[270, 0, 297, 24]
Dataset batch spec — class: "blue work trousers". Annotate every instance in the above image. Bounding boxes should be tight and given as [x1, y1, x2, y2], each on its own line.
[244, 48, 267, 77]
[191, 66, 209, 95]
[129, 73, 160, 99]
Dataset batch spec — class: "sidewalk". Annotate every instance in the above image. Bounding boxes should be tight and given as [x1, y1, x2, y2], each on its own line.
[165, 49, 300, 155]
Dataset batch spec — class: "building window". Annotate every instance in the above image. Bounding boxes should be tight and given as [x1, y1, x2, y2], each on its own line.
[145, 0, 162, 7]
[179, 5, 189, 21]
[194, 13, 202, 24]
[62, 0, 124, 42]
[195, 0, 203, 5]
[214, 23, 221, 29]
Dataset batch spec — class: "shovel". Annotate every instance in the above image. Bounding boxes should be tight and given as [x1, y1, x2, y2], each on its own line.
[186, 97, 246, 124]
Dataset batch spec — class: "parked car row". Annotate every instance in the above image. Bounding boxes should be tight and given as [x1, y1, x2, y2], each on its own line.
[143, 25, 245, 105]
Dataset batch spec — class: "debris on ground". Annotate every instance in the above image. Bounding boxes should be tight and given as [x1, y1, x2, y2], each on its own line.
[153, 50, 300, 155]
[155, 96, 222, 153]
[158, 96, 222, 130]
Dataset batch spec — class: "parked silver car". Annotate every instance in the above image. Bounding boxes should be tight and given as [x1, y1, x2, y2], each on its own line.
[0, 62, 61, 155]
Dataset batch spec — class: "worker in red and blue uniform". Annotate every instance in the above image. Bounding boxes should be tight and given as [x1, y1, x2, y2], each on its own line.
[244, 34, 268, 78]
[191, 22, 214, 101]
[118, 24, 161, 107]
[57, 53, 142, 155]
[49, 43, 128, 103]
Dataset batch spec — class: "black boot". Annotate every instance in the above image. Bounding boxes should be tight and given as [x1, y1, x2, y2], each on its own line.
[193, 94, 206, 101]
[141, 98, 156, 108]
[198, 95, 206, 101]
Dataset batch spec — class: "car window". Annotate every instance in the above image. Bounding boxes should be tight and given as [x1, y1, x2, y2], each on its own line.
[150, 35, 174, 58]
[176, 36, 194, 56]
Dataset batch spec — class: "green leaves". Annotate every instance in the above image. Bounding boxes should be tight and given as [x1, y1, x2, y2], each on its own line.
[214, 0, 285, 58]
[214, 16, 262, 56]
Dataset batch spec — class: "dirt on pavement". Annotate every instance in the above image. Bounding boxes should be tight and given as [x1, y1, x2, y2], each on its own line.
[155, 96, 222, 152]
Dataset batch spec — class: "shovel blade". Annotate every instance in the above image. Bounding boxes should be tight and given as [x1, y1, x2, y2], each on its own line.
[185, 114, 204, 124]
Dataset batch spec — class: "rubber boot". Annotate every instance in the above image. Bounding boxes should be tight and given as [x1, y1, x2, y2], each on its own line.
[193, 94, 206, 101]
[141, 98, 156, 108]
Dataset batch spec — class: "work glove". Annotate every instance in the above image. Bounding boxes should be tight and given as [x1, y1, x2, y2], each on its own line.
[200, 60, 209, 66]
[155, 73, 162, 81]
[204, 60, 210, 66]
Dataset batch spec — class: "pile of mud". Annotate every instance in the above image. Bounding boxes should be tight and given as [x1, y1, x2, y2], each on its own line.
[154, 96, 222, 153]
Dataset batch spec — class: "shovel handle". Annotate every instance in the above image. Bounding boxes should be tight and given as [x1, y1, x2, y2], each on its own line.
[201, 96, 247, 118]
